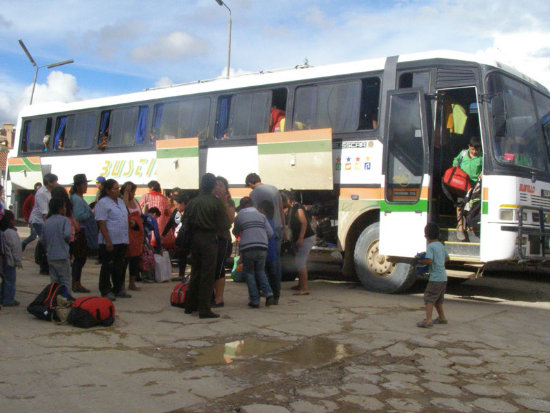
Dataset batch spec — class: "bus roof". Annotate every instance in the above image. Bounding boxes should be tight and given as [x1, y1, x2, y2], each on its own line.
[18, 50, 548, 118]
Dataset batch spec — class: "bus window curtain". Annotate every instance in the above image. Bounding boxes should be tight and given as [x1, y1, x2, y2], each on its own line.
[135, 107, 148, 144]
[100, 112, 110, 136]
[216, 97, 230, 139]
[24, 121, 31, 152]
[152, 104, 163, 139]
[53, 116, 67, 150]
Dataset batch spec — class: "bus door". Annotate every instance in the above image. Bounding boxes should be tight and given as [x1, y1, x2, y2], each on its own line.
[379, 88, 431, 257]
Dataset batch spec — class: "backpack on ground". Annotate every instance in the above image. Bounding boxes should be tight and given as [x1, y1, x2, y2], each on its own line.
[67, 296, 115, 328]
[27, 282, 69, 321]
[170, 281, 188, 308]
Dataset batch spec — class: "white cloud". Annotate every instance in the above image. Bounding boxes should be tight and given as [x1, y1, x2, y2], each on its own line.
[0, 73, 26, 124]
[477, 31, 550, 89]
[154, 76, 173, 88]
[130, 31, 208, 62]
[24, 71, 79, 105]
[217, 67, 252, 79]
[0, 71, 80, 123]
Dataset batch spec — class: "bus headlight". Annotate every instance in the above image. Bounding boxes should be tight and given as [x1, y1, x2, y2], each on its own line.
[499, 209, 515, 221]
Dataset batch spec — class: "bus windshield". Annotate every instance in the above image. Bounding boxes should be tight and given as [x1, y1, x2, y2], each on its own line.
[488, 72, 549, 171]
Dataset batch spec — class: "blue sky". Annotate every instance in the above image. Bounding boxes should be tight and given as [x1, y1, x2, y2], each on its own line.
[1, 0, 550, 124]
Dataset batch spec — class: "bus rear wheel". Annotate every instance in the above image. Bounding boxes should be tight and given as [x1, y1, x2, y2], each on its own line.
[353, 222, 416, 293]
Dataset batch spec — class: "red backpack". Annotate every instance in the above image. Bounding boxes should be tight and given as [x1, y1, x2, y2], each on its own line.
[67, 296, 115, 328]
[170, 282, 188, 308]
[27, 282, 69, 321]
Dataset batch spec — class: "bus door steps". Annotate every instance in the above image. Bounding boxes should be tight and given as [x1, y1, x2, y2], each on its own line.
[440, 228, 480, 258]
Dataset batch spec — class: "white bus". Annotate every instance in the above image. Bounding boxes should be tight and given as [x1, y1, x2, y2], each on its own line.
[8, 50, 550, 293]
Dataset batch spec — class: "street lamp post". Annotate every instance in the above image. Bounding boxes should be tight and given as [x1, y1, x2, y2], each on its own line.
[214, 0, 232, 79]
[18, 40, 74, 105]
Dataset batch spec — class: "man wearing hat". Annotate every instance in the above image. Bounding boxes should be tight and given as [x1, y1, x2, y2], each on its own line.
[70, 174, 95, 293]
[95, 176, 106, 203]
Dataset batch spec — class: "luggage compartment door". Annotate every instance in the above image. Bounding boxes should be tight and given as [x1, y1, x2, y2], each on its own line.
[156, 138, 199, 189]
[8, 156, 44, 189]
[257, 128, 333, 190]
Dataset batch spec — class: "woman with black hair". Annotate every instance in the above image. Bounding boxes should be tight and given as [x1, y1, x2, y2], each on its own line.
[0, 210, 23, 307]
[281, 190, 315, 296]
[94, 179, 129, 301]
[121, 181, 144, 291]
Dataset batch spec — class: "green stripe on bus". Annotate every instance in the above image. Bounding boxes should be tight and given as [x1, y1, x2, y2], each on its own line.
[8, 165, 27, 173]
[380, 200, 428, 212]
[156, 147, 198, 158]
[22, 157, 42, 171]
[482, 201, 488, 214]
[258, 140, 331, 155]
[8, 164, 41, 173]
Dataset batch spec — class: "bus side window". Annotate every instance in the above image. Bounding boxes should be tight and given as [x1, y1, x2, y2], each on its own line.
[22, 117, 52, 153]
[135, 106, 149, 145]
[293, 86, 316, 130]
[358, 77, 380, 130]
[98, 110, 111, 150]
[294, 81, 361, 133]
[216, 95, 232, 139]
[53, 116, 67, 151]
[21, 120, 31, 153]
[151, 103, 163, 142]
[399, 72, 430, 91]
[270, 88, 287, 132]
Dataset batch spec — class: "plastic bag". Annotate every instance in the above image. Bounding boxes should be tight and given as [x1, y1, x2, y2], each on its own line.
[154, 251, 171, 283]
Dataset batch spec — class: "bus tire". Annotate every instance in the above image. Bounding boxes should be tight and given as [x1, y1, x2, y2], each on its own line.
[353, 222, 416, 293]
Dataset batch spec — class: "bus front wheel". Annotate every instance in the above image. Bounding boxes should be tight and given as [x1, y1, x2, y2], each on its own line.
[353, 222, 416, 293]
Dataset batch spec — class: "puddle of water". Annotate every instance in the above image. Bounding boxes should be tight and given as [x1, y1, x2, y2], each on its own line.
[272, 336, 351, 366]
[193, 337, 290, 366]
[192, 336, 351, 367]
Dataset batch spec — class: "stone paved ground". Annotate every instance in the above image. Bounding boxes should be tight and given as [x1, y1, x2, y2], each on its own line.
[2, 228, 550, 412]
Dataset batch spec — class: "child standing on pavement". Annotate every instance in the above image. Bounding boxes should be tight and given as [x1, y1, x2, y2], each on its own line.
[233, 196, 274, 308]
[259, 200, 280, 305]
[41, 197, 73, 298]
[0, 211, 23, 307]
[417, 222, 449, 328]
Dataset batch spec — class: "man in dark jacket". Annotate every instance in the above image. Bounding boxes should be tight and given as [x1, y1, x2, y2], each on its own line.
[184, 173, 230, 319]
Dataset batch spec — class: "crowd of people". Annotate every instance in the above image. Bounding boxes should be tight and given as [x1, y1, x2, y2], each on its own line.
[0, 172, 318, 318]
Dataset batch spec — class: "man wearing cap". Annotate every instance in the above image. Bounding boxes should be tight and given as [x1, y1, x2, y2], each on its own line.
[95, 176, 106, 204]
[183, 173, 230, 319]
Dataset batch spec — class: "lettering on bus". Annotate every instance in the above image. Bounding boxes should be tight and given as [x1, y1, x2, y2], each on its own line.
[100, 158, 157, 179]
[542, 189, 550, 199]
[519, 184, 535, 194]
